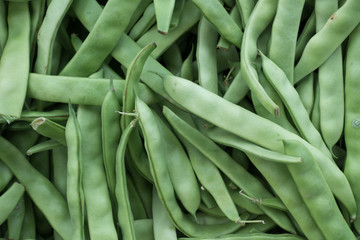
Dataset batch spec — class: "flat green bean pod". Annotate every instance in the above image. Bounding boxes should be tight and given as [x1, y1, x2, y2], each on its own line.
[192, 0, 243, 48]
[161, 74, 357, 219]
[0, 1, 30, 120]
[65, 104, 85, 240]
[178, 233, 306, 240]
[153, 0, 175, 34]
[240, 0, 279, 117]
[136, 97, 243, 237]
[0, 136, 72, 240]
[0, 182, 25, 225]
[26, 139, 62, 156]
[284, 140, 356, 240]
[27, 73, 158, 106]
[115, 119, 137, 240]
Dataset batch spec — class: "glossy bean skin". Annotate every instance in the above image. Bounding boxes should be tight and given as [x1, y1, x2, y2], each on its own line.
[65, 104, 85, 240]
[294, 0, 360, 83]
[115, 120, 137, 240]
[268, 0, 304, 84]
[0, 182, 25, 225]
[136, 97, 242, 237]
[34, 0, 72, 74]
[240, 0, 279, 116]
[344, 24, 360, 233]
[284, 140, 356, 240]
[197, 16, 219, 94]
[0, 136, 72, 240]
[0, 1, 30, 119]
[153, 0, 175, 34]
[161, 74, 357, 220]
[27, 74, 157, 106]
[163, 107, 295, 233]
[77, 105, 118, 240]
[315, 0, 344, 151]
[60, 0, 141, 77]
[192, 0, 243, 48]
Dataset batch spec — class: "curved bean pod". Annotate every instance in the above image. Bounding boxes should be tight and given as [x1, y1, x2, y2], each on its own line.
[240, 0, 279, 116]
[0, 136, 72, 240]
[161, 74, 357, 219]
[284, 140, 356, 240]
[0, 182, 25, 225]
[294, 0, 360, 83]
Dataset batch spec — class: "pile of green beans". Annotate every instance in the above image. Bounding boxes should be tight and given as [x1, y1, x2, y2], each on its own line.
[1, 0, 360, 239]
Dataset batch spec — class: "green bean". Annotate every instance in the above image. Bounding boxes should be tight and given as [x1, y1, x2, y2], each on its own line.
[284, 140, 356, 240]
[51, 146, 68, 198]
[162, 106, 295, 233]
[315, 0, 344, 151]
[30, 117, 66, 145]
[153, 187, 177, 240]
[200, 188, 218, 209]
[136, 97, 242, 237]
[217, 6, 242, 50]
[101, 81, 121, 202]
[19, 195, 36, 240]
[27, 73, 158, 106]
[7, 196, 25, 240]
[294, 0, 360, 83]
[199, 203, 227, 218]
[295, 73, 314, 116]
[34, 0, 72, 74]
[134, 219, 154, 240]
[61, 0, 141, 77]
[223, 69, 249, 104]
[196, 212, 232, 225]
[0, 0, 6, 56]
[0, 109, 69, 124]
[192, 0, 243, 48]
[180, 45, 194, 81]
[0, 160, 12, 192]
[170, 0, 186, 29]
[115, 119, 137, 240]
[0, 182, 25, 225]
[344, 23, 360, 233]
[26, 139, 62, 156]
[268, 0, 304, 84]
[102, 64, 123, 80]
[251, 68, 298, 134]
[137, 1, 200, 59]
[0, 137, 72, 239]
[65, 103, 85, 240]
[295, 11, 315, 62]
[240, 0, 279, 117]
[0, 1, 30, 120]
[153, 0, 175, 34]
[5, 128, 39, 156]
[77, 105, 118, 239]
[129, 3, 156, 41]
[228, 189, 264, 215]
[155, 113, 201, 217]
[260, 51, 331, 158]
[197, 16, 219, 94]
[201, 124, 301, 164]
[161, 74, 357, 220]
[236, 0, 255, 28]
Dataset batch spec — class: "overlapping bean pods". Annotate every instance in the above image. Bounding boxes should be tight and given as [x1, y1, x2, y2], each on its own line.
[1, 0, 359, 239]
